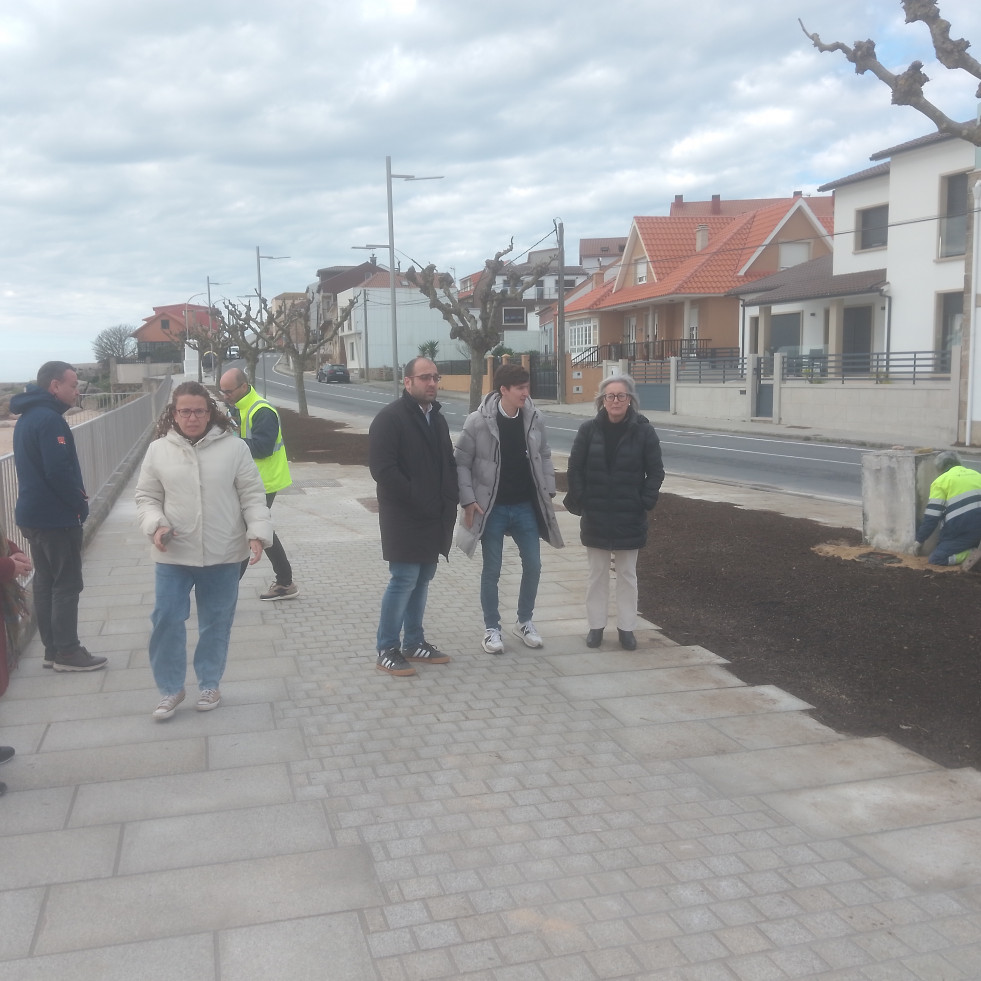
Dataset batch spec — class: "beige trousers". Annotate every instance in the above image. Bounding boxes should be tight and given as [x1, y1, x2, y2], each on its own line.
[585, 548, 639, 630]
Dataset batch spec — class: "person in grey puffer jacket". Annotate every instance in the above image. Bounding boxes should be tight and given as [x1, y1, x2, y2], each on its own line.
[455, 363, 563, 655]
[566, 374, 664, 651]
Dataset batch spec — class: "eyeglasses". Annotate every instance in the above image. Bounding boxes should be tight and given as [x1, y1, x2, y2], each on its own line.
[175, 408, 210, 419]
[603, 393, 630, 403]
[409, 373, 441, 383]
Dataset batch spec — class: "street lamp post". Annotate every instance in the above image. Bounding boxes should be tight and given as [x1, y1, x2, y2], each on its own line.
[205, 277, 225, 381]
[256, 246, 289, 397]
[183, 292, 205, 374]
[355, 157, 443, 399]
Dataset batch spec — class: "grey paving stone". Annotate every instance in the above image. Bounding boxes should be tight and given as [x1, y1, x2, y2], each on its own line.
[118, 800, 333, 873]
[0, 935, 216, 981]
[600, 685, 814, 725]
[36, 846, 382, 955]
[13, 737, 206, 791]
[0, 825, 120, 890]
[69, 759, 295, 825]
[686, 738, 940, 795]
[219, 911, 375, 981]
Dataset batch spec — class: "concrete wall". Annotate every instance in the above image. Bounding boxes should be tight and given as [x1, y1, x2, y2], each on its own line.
[675, 382, 750, 420]
[777, 381, 956, 444]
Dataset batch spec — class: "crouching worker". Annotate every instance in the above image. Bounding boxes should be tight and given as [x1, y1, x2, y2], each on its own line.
[913, 451, 981, 567]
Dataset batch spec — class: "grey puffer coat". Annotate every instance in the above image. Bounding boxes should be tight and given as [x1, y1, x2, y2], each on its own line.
[566, 407, 664, 551]
[454, 393, 563, 558]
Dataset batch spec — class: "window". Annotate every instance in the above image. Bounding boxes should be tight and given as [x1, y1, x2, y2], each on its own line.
[625, 315, 637, 345]
[502, 307, 526, 326]
[856, 205, 888, 251]
[635, 260, 647, 285]
[939, 172, 968, 258]
[161, 318, 170, 332]
[535, 280, 545, 301]
[770, 312, 802, 354]
[938, 291, 964, 354]
[778, 241, 810, 270]
[567, 317, 598, 352]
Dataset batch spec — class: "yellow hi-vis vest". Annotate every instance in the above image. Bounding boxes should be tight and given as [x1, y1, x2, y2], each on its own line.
[236, 387, 292, 493]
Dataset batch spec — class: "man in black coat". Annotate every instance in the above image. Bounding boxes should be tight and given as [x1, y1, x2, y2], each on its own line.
[368, 358, 458, 676]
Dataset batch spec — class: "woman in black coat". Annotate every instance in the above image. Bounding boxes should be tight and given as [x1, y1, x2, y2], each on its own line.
[566, 374, 664, 650]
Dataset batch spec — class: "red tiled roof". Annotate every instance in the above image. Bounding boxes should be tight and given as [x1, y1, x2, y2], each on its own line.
[569, 199, 831, 313]
[670, 195, 833, 219]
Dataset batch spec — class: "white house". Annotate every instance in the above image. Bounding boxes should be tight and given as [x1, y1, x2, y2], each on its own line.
[335, 269, 456, 380]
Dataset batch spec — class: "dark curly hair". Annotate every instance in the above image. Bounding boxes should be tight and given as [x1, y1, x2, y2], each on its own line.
[154, 381, 232, 439]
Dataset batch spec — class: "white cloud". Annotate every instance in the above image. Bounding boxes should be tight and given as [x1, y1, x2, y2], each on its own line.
[1, 0, 980, 381]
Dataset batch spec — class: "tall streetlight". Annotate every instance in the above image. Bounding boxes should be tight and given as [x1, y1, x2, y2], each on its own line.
[355, 156, 443, 398]
[256, 247, 289, 396]
[183, 292, 205, 374]
[205, 277, 225, 380]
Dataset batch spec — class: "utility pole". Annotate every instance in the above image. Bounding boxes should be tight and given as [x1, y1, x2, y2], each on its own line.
[555, 219, 566, 404]
[361, 290, 370, 383]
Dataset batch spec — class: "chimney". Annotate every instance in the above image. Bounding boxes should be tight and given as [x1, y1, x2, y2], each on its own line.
[369, 253, 378, 266]
[710, 193, 721, 215]
[674, 194, 683, 205]
[695, 224, 709, 252]
[793, 190, 802, 198]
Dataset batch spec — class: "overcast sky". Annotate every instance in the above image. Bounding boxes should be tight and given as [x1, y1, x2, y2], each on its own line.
[2, 0, 980, 383]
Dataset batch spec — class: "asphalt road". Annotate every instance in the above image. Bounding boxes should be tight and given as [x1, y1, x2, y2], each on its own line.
[254, 358, 865, 504]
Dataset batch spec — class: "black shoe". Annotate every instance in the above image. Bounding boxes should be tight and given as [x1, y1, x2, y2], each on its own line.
[53, 646, 108, 672]
[0, 747, 13, 766]
[402, 641, 450, 664]
[618, 629, 637, 651]
[376, 647, 416, 677]
[586, 629, 604, 648]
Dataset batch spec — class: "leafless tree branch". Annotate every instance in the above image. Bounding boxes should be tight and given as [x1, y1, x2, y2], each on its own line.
[800, 1, 981, 146]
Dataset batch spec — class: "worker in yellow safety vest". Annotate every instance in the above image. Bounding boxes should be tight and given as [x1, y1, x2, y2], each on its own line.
[913, 451, 981, 571]
[219, 368, 299, 600]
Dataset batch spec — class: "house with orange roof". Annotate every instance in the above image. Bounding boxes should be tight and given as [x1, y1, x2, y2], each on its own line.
[131, 303, 215, 362]
[562, 195, 833, 364]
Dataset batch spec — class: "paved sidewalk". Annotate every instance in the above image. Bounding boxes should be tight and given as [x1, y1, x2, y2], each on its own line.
[0, 457, 979, 980]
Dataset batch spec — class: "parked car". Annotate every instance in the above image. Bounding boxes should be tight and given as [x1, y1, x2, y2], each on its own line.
[317, 364, 350, 383]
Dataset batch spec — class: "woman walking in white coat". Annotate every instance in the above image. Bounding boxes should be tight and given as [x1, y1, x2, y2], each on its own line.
[136, 382, 273, 720]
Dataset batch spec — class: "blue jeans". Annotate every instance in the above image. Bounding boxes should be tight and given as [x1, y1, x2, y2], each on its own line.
[149, 563, 240, 695]
[376, 561, 437, 652]
[479, 501, 542, 629]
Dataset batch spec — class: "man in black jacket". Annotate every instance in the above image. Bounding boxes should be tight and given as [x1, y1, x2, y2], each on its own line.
[368, 358, 458, 676]
[11, 362, 107, 672]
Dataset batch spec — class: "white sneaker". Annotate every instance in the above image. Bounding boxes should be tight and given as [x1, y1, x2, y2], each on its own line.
[512, 620, 543, 648]
[482, 627, 504, 654]
[152, 690, 185, 721]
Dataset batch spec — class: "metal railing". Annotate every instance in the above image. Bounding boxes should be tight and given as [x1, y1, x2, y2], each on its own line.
[781, 349, 951, 384]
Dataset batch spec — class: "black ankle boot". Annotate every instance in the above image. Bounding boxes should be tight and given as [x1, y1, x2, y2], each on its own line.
[617, 629, 637, 650]
[586, 628, 604, 648]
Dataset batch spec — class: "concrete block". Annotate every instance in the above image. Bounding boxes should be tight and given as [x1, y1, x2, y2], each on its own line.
[861, 449, 936, 551]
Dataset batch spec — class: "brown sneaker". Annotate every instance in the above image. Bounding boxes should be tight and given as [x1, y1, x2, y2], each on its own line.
[260, 581, 299, 601]
[196, 689, 221, 711]
[53, 646, 107, 672]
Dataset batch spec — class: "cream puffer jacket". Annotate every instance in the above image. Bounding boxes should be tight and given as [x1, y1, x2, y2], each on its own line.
[135, 425, 273, 566]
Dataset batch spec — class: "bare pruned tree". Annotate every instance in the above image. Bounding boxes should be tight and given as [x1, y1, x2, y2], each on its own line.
[406, 240, 557, 410]
[92, 324, 136, 366]
[267, 293, 354, 416]
[801, 1, 981, 146]
[222, 297, 267, 385]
